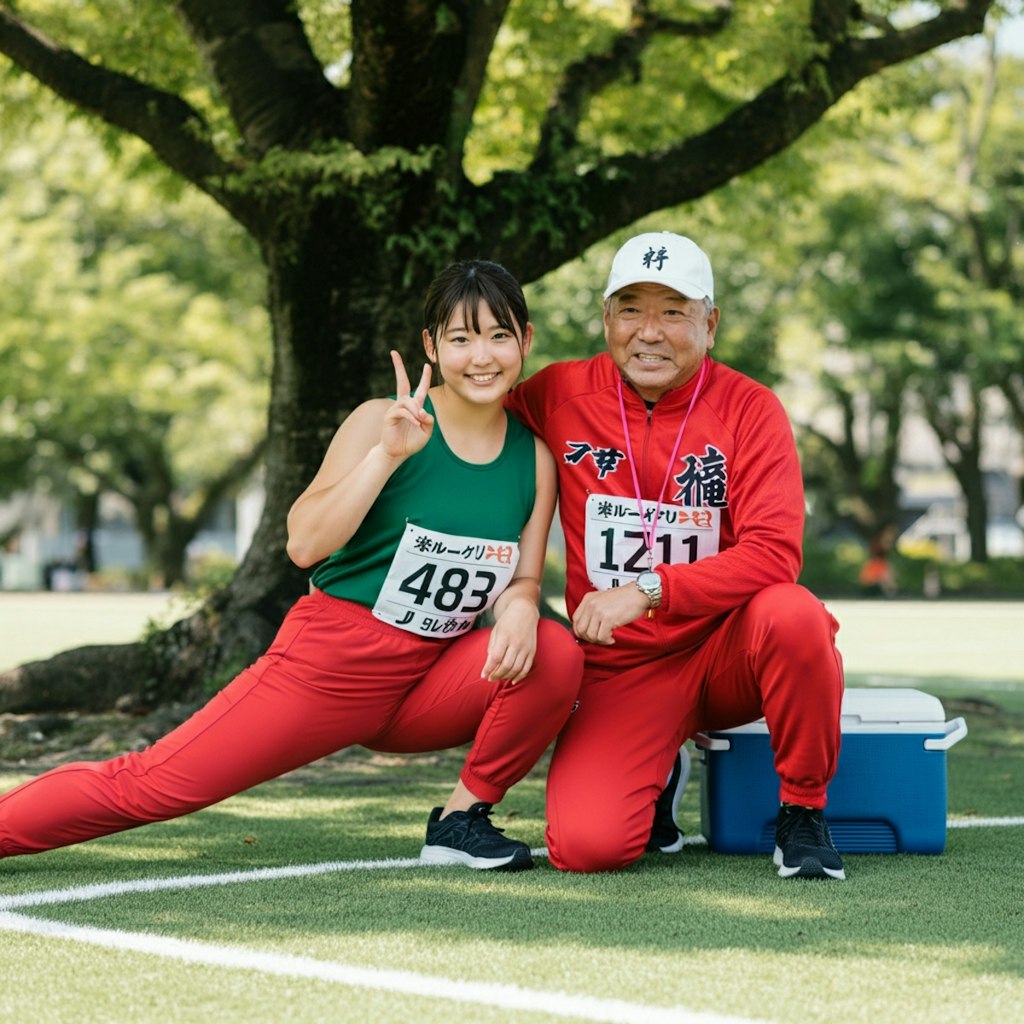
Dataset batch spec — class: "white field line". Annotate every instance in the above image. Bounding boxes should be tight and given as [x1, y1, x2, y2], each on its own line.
[0, 855, 427, 911]
[946, 815, 1024, 828]
[0, 815, 1019, 1023]
[0, 911, 765, 1024]
[0, 814, 1016, 913]
[0, 852, 766, 1024]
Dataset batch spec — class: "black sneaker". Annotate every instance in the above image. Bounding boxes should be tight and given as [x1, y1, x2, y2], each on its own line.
[420, 802, 534, 871]
[773, 804, 846, 880]
[646, 746, 691, 853]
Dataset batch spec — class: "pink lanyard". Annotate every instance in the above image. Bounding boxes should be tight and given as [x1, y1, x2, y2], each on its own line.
[616, 357, 708, 569]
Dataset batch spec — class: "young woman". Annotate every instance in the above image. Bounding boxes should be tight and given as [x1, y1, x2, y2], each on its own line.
[0, 260, 583, 872]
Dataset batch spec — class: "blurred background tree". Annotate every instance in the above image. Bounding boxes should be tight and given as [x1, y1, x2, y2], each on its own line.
[0, 114, 269, 586]
[782, 39, 1024, 563]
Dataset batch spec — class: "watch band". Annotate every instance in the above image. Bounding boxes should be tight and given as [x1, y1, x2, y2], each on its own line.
[635, 570, 662, 617]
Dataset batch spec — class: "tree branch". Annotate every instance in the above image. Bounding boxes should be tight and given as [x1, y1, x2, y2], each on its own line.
[801, 421, 847, 464]
[187, 437, 269, 529]
[1001, 374, 1024, 431]
[484, 0, 994, 280]
[0, 6, 231, 198]
[173, 0, 345, 153]
[531, 0, 731, 172]
[443, 0, 510, 173]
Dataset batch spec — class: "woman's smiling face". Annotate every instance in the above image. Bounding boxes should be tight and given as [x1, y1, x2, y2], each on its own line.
[424, 300, 531, 401]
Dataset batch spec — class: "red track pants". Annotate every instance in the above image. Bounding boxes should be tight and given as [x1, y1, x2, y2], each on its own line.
[545, 584, 844, 873]
[0, 590, 583, 858]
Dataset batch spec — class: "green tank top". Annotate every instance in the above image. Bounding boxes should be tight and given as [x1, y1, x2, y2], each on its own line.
[311, 397, 537, 608]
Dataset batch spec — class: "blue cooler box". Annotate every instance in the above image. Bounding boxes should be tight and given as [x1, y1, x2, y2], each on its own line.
[695, 688, 967, 854]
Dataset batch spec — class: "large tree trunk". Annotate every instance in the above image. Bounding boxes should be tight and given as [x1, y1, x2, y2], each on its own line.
[0, 207, 443, 713]
[0, 646, 158, 714]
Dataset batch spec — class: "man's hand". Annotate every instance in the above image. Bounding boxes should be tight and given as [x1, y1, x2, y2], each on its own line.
[571, 584, 652, 645]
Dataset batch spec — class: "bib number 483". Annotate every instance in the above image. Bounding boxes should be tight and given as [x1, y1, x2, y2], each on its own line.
[374, 522, 520, 635]
[398, 563, 497, 614]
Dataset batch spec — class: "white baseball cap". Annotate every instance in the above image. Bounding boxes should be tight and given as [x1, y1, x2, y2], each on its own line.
[603, 231, 714, 302]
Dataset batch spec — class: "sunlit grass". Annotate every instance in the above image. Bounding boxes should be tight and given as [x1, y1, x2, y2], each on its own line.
[2, 602, 1022, 1022]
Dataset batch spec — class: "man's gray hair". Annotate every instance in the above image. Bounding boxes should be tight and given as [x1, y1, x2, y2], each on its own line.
[604, 294, 715, 316]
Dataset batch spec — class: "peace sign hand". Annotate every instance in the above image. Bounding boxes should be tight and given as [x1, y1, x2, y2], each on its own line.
[381, 349, 434, 460]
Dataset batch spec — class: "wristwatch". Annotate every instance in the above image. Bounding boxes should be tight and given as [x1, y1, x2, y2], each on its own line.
[635, 570, 663, 610]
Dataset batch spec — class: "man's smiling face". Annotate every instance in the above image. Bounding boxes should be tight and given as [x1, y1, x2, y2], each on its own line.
[603, 282, 718, 402]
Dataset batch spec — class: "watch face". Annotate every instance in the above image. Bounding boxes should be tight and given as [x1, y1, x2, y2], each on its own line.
[637, 571, 660, 589]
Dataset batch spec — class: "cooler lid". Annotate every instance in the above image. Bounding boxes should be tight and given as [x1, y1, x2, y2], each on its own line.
[840, 687, 946, 726]
[708, 687, 947, 735]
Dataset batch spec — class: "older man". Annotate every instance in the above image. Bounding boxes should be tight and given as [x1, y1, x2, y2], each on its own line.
[508, 231, 845, 879]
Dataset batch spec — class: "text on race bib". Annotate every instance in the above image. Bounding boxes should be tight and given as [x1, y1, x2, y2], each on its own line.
[374, 523, 520, 636]
[584, 493, 720, 591]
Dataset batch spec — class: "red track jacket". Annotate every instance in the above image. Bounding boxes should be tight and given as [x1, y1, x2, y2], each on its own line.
[508, 354, 805, 674]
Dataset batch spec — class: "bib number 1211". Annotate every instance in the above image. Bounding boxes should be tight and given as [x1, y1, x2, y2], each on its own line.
[598, 528, 697, 573]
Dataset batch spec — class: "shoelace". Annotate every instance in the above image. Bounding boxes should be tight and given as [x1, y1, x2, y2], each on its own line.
[468, 805, 506, 835]
[784, 808, 831, 848]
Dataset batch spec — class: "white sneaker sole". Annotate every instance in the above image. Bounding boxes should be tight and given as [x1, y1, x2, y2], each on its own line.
[654, 833, 685, 854]
[773, 846, 846, 880]
[419, 844, 531, 870]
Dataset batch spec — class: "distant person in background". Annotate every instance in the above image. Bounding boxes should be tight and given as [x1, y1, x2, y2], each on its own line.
[859, 523, 898, 598]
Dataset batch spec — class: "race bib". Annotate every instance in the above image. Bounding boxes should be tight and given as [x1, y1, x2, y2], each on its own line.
[373, 523, 520, 637]
[584, 492, 721, 591]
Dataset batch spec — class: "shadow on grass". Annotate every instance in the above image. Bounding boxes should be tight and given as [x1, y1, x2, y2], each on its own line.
[3, 692, 1022, 986]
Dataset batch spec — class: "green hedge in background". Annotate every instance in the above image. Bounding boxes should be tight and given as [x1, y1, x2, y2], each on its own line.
[800, 537, 1024, 599]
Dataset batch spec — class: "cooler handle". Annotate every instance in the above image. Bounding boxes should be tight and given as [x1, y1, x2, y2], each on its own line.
[693, 731, 731, 752]
[694, 719, 967, 752]
[923, 717, 968, 751]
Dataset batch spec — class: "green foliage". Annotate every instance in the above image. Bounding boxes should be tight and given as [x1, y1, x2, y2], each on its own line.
[525, 253, 609, 365]
[296, 0, 353, 83]
[9, 0, 229, 148]
[929, 555, 1024, 597]
[17, 0, 198, 83]
[467, 0, 623, 177]
[588, 1, 816, 152]
[0, 109, 270, 581]
[186, 551, 239, 595]
[228, 142, 443, 198]
[800, 534, 1024, 598]
[467, 0, 820, 178]
[762, 46, 1024, 554]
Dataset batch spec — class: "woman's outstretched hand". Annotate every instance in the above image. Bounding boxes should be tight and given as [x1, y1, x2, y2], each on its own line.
[381, 349, 434, 460]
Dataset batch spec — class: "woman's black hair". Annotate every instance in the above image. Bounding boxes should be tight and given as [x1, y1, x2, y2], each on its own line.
[423, 260, 529, 345]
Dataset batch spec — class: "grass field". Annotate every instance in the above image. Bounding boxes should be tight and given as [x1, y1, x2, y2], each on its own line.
[1, 596, 1022, 1023]
[4, 592, 1024, 682]
[0, 591, 192, 673]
